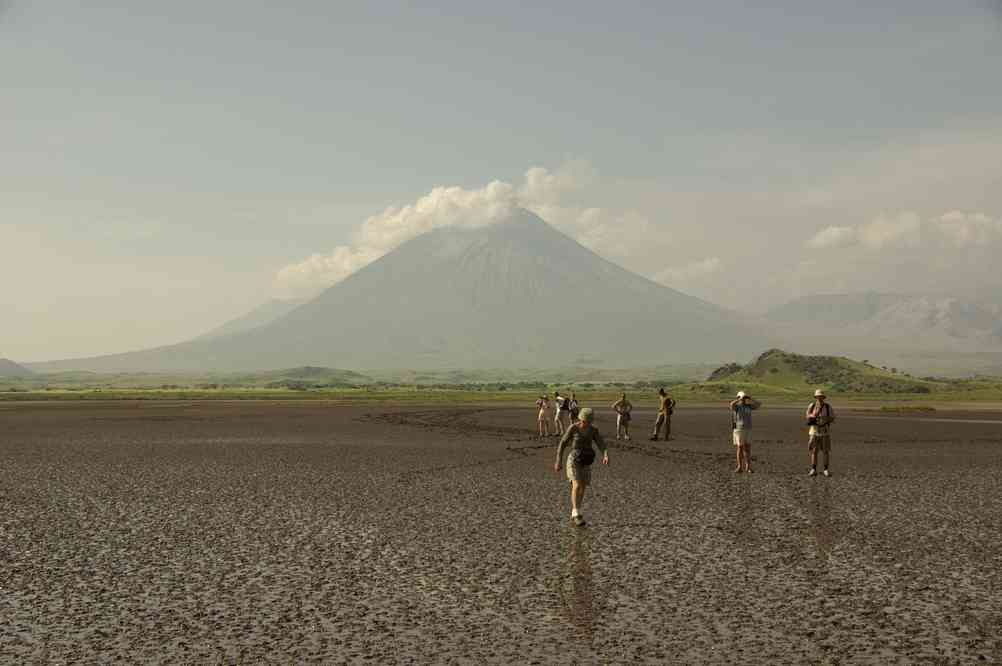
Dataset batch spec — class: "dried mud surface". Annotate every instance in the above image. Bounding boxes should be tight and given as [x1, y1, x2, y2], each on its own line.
[2, 401, 1001, 664]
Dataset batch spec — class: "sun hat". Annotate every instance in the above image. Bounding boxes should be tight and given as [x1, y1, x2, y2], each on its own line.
[578, 407, 594, 422]
[736, 391, 746, 399]
[814, 389, 826, 397]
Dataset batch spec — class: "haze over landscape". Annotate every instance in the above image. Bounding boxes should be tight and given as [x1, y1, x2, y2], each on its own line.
[6, 5, 1002, 664]
[3, 1, 1001, 372]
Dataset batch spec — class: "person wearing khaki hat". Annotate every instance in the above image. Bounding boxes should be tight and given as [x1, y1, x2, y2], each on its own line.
[806, 389, 836, 477]
[729, 390, 760, 473]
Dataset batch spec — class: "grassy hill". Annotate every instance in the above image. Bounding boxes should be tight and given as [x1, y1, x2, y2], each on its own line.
[684, 348, 940, 398]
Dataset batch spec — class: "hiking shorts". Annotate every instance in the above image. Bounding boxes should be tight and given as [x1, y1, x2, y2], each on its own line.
[808, 434, 831, 454]
[732, 429, 750, 447]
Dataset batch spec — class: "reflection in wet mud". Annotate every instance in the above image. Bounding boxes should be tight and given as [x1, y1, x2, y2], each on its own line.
[558, 530, 595, 639]
[808, 482, 835, 560]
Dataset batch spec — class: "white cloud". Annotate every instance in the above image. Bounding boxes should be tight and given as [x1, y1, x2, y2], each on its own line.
[653, 257, 722, 285]
[807, 211, 997, 252]
[934, 210, 1002, 247]
[275, 161, 664, 296]
[276, 180, 519, 296]
[806, 225, 858, 249]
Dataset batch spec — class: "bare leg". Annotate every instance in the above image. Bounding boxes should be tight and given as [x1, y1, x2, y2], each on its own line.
[735, 443, 742, 472]
[743, 442, 753, 473]
[809, 438, 817, 469]
[570, 481, 579, 514]
[822, 440, 830, 471]
[576, 481, 588, 514]
[665, 418, 672, 441]
[651, 414, 664, 440]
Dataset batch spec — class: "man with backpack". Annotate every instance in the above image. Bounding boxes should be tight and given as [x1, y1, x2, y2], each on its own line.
[650, 388, 676, 441]
[806, 389, 836, 477]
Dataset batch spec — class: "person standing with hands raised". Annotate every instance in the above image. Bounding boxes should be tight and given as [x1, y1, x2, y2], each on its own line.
[806, 389, 836, 477]
[729, 391, 760, 473]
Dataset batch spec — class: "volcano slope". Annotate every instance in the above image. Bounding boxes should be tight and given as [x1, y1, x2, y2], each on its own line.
[2, 400, 1000, 663]
[32, 209, 771, 372]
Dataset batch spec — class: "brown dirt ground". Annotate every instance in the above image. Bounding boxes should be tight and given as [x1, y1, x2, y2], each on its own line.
[1, 401, 1001, 664]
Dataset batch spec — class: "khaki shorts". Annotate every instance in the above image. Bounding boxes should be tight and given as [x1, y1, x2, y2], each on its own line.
[808, 434, 831, 453]
[732, 430, 750, 447]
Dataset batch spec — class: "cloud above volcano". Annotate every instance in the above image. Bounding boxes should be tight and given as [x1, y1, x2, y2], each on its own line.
[275, 161, 659, 296]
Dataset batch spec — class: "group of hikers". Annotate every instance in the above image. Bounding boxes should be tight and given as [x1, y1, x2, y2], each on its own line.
[536, 388, 677, 441]
[544, 387, 836, 526]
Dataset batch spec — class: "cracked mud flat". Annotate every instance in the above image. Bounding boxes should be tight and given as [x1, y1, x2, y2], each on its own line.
[1, 401, 1001, 664]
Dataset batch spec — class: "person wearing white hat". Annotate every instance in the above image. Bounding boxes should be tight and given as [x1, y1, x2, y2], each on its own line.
[806, 389, 836, 477]
[729, 391, 761, 473]
[554, 407, 609, 526]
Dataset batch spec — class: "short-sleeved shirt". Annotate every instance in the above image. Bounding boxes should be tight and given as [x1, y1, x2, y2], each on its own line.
[732, 403, 757, 430]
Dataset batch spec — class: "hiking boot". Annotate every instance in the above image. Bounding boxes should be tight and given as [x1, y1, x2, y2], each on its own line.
[823, 469, 831, 477]
[649, 436, 658, 441]
[808, 468, 816, 477]
[572, 515, 587, 527]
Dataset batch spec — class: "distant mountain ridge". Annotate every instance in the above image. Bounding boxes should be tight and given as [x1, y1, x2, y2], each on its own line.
[767, 292, 1002, 352]
[0, 358, 34, 377]
[28, 209, 772, 372]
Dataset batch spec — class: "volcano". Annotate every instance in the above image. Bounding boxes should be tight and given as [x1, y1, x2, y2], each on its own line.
[32, 210, 771, 372]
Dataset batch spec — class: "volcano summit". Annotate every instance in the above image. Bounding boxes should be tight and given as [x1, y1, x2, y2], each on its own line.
[35, 210, 770, 372]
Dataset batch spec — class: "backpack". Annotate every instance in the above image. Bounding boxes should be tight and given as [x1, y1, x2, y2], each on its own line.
[574, 446, 596, 466]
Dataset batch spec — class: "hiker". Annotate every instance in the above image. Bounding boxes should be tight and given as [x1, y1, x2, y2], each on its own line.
[729, 390, 760, 473]
[554, 391, 571, 436]
[554, 407, 609, 526]
[610, 393, 633, 440]
[806, 389, 836, 477]
[568, 392, 580, 422]
[650, 388, 676, 441]
[535, 395, 552, 437]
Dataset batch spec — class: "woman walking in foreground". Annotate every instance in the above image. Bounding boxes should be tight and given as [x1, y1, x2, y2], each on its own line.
[554, 407, 609, 526]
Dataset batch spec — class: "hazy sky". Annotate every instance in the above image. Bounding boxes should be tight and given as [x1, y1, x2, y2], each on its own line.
[3, 1, 1001, 361]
